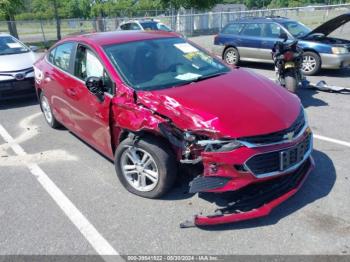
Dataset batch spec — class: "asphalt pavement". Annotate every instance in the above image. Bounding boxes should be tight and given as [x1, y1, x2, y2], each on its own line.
[0, 39, 350, 257]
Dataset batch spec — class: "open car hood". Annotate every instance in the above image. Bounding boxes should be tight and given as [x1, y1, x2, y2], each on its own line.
[303, 12, 350, 37]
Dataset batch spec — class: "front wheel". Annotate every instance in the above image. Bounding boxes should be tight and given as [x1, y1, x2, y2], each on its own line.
[114, 136, 177, 199]
[302, 51, 321, 76]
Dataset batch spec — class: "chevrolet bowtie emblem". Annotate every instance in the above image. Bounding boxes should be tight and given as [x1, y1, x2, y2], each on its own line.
[284, 131, 294, 141]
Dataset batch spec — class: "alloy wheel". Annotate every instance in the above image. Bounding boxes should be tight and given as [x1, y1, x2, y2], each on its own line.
[225, 50, 237, 64]
[120, 146, 159, 192]
[302, 55, 317, 73]
[41, 96, 53, 124]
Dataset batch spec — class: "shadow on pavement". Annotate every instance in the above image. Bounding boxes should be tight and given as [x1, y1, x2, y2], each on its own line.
[0, 96, 38, 110]
[297, 88, 329, 108]
[196, 149, 335, 231]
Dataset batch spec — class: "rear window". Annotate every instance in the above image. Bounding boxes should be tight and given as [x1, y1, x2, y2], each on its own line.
[50, 42, 75, 72]
[241, 23, 264, 37]
[222, 23, 244, 35]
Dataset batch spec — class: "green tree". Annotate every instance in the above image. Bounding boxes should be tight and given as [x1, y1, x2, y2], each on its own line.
[32, 0, 67, 40]
[160, 0, 221, 10]
[0, 0, 23, 38]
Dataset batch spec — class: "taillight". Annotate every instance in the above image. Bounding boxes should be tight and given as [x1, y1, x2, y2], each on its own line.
[284, 51, 294, 61]
[214, 34, 218, 42]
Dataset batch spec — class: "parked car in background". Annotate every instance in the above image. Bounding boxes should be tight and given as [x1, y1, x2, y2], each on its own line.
[118, 19, 172, 32]
[0, 33, 39, 100]
[34, 31, 314, 226]
[213, 13, 350, 75]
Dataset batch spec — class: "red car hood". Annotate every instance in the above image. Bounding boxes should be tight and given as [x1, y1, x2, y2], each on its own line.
[137, 68, 301, 138]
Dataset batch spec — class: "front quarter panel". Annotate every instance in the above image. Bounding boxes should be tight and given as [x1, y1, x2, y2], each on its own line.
[298, 40, 333, 54]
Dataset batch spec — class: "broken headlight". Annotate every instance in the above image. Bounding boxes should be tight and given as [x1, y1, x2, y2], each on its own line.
[197, 139, 242, 152]
[184, 132, 242, 152]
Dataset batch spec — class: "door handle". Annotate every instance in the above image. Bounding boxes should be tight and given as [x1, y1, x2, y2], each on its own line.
[67, 88, 77, 96]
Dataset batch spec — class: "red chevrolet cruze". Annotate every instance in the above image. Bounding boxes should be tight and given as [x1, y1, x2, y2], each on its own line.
[34, 31, 314, 227]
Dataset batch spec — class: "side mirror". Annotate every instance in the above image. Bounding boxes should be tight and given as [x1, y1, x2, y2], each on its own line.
[85, 76, 104, 101]
[279, 32, 288, 42]
[30, 45, 39, 52]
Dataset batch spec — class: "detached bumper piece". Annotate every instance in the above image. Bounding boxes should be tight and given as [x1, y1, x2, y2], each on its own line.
[181, 157, 314, 228]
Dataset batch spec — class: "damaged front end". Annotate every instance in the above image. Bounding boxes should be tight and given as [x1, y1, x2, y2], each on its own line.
[135, 89, 314, 227]
[157, 109, 314, 228]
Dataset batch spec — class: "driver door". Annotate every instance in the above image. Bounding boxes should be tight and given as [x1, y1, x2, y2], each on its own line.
[67, 44, 114, 158]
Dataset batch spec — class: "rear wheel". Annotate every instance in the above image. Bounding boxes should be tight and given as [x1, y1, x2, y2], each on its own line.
[40, 92, 61, 128]
[285, 74, 298, 93]
[223, 47, 240, 66]
[114, 136, 177, 199]
[302, 51, 321, 76]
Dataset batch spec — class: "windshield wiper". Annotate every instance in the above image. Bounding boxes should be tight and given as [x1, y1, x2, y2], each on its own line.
[191, 71, 228, 82]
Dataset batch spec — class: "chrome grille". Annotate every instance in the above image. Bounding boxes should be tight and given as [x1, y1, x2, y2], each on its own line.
[245, 133, 312, 177]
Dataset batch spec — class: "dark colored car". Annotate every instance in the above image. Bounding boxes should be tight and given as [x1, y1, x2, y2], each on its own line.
[213, 13, 350, 75]
[34, 31, 314, 226]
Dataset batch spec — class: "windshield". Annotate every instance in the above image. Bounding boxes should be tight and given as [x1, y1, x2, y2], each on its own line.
[282, 21, 312, 38]
[103, 37, 230, 91]
[141, 22, 171, 32]
[0, 36, 29, 56]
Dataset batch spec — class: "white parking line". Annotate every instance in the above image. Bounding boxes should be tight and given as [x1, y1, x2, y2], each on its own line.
[0, 124, 119, 257]
[314, 134, 350, 148]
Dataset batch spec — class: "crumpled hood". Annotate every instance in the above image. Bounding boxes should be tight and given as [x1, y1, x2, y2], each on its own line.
[137, 68, 301, 139]
[0, 52, 36, 72]
[303, 12, 350, 37]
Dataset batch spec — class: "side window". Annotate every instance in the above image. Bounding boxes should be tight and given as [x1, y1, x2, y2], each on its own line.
[120, 23, 130, 30]
[241, 23, 263, 37]
[222, 23, 243, 35]
[130, 23, 141, 30]
[263, 23, 282, 38]
[48, 48, 55, 63]
[52, 42, 74, 72]
[74, 45, 113, 94]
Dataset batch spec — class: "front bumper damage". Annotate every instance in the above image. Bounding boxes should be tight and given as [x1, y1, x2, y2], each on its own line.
[179, 125, 314, 227]
[181, 157, 314, 227]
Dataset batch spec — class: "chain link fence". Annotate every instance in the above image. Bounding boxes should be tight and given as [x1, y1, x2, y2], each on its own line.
[1, 4, 350, 46]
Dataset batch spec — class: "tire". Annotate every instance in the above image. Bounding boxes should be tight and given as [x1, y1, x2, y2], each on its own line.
[40, 92, 61, 129]
[223, 47, 240, 66]
[114, 136, 177, 199]
[284, 73, 298, 93]
[302, 51, 321, 76]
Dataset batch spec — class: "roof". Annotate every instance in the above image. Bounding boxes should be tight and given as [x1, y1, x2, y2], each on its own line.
[65, 30, 181, 46]
[230, 16, 292, 23]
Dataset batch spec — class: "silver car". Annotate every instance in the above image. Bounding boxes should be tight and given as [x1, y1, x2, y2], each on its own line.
[0, 34, 39, 100]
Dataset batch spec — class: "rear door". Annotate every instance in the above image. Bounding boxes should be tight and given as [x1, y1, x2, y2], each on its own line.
[217, 23, 244, 47]
[239, 22, 265, 60]
[43, 42, 76, 128]
[67, 44, 115, 158]
[260, 23, 287, 61]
